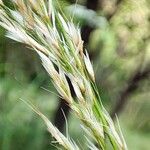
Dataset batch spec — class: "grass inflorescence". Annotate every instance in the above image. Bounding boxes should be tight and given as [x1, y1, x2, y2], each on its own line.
[0, 0, 127, 149]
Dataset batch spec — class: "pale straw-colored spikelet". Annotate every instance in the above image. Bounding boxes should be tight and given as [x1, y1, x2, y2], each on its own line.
[21, 99, 79, 150]
[84, 52, 95, 82]
[38, 51, 73, 104]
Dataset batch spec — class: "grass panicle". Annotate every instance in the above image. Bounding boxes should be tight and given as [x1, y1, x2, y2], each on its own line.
[0, 0, 127, 149]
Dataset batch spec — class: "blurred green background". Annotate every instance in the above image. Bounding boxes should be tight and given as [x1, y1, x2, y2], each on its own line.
[0, 0, 150, 150]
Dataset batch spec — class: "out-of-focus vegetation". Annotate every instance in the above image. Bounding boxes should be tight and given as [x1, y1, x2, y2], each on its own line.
[0, 0, 149, 150]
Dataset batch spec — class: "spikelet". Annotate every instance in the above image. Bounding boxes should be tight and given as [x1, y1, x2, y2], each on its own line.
[22, 100, 79, 150]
